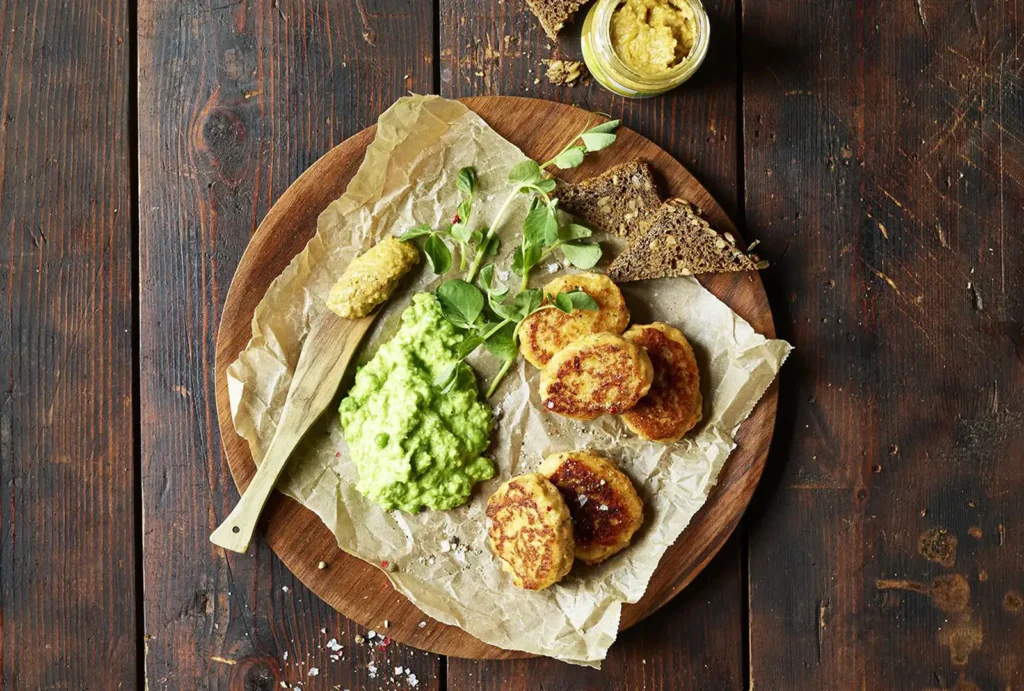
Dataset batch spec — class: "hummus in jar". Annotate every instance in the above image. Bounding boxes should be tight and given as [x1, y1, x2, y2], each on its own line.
[610, 0, 697, 76]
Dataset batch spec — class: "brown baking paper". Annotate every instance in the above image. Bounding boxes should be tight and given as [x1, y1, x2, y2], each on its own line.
[226, 95, 791, 666]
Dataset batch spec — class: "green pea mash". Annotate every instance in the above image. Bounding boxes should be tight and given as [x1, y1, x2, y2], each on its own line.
[339, 293, 494, 512]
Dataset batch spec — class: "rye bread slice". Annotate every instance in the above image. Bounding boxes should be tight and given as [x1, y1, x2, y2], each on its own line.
[608, 198, 763, 281]
[524, 0, 588, 40]
[556, 160, 663, 240]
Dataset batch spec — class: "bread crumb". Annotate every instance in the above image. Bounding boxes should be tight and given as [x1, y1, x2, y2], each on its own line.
[545, 59, 587, 86]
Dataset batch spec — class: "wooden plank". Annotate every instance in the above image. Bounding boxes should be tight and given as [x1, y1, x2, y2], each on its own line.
[0, 0, 136, 688]
[441, 1, 747, 686]
[744, 0, 1024, 688]
[137, 1, 439, 688]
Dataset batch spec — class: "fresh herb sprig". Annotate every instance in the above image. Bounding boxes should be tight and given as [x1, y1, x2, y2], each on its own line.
[400, 167, 498, 274]
[464, 118, 621, 284]
[541, 119, 621, 170]
[432, 272, 597, 397]
[401, 116, 621, 397]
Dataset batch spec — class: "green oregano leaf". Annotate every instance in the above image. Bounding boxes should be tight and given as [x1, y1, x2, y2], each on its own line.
[423, 234, 452, 274]
[457, 198, 472, 223]
[552, 146, 586, 170]
[513, 289, 544, 319]
[451, 222, 475, 245]
[456, 167, 476, 196]
[585, 119, 620, 135]
[436, 279, 484, 328]
[523, 206, 558, 247]
[456, 334, 485, 360]
[482, 322, 518, 360]
[561, 290, 599, 311]
[509, 159, 543, 186]
[559, 223, 593, 241]
[580, 132, 617, 152]
[400, 224, 433, 240]
[560, 241, 602, 269]
[478, 263, 495, 289]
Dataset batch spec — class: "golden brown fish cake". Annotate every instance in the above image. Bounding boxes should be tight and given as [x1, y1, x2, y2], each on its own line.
[486, 473, 574, 590]
[518, 273, 630, 368]
[538, 450, 644, 565]
[539, 333, 653, 421]
[621, 323, 702, 443]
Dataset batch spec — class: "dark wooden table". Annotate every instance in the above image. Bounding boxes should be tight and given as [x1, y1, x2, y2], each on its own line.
[2, 0, 1022, 689]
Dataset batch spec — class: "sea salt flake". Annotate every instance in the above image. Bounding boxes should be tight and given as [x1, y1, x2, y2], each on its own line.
[578, 494, 588, 506]
[599, 504, 609, 511]
[283, 651, 289, 661]
[498, 270, 510, 281]
[367, 630, 377, 639]
[439, 540, 451, 553]
[546, 262, 560, 273]
[281, 586, 289, 592]
[308, 668, 319, 677]
[394, 666, 404, 676]
[418, 620, 427, 628]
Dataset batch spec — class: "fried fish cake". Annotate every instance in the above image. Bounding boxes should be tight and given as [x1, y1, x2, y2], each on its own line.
[621, 323, 702, 443]
[538, 450, 644, 565]
[539, 333, 653, 421]
[486, 473, 574, 590]
[518, 273, 630, 368]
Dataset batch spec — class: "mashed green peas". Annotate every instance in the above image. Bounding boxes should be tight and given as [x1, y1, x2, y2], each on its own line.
[338, 293, 494, 512]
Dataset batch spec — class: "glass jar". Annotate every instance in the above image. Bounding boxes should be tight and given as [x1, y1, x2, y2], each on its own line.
[581, 0, 711, 98]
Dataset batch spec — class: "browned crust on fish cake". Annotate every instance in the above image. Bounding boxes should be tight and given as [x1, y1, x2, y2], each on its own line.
[621, 323, 702, 442]
[540, 333, 653, 421]
[518, 273, 629, 368]
[486, 474, 574, 590]
[539, 451, 644, 565]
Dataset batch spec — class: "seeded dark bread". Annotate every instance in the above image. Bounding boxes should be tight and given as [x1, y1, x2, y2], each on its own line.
[524, 0, 588, 40]
[608, 198, 763, 281]
[556, 160, 663, 240]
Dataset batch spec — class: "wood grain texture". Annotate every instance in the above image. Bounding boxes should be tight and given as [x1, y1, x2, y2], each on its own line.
[0, 1, 137, 689]
[439, 0, 749, 686]
[744, 0, 1024, 689]
[137, 0, 439, 688]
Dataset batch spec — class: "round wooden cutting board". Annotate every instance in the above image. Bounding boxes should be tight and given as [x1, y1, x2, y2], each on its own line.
[214, 96, 778, 660]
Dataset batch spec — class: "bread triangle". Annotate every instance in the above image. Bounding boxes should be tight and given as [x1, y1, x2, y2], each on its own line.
[607, 198, 762, 281]
[556, 160, 662, 240]
[524, 0, 588, 40]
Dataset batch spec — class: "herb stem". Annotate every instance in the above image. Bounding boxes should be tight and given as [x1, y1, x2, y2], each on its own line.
[539, 121, 593, 169]
[539, 241, 563, 261]
[486, 356, 516, 398]
[466, 187, 520, 283]
[479, 318, 512, 342]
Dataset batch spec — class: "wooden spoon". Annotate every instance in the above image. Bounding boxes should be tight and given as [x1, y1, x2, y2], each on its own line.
[210, 310, 375, 553]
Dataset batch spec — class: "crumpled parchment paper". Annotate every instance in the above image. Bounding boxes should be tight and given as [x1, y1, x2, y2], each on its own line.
[226, 95, 792, 666]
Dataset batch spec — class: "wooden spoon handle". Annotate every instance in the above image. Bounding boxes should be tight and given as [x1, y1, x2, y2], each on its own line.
[211, 311, 374, 553]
